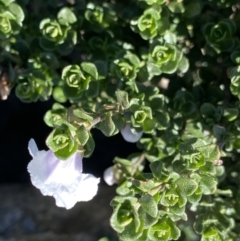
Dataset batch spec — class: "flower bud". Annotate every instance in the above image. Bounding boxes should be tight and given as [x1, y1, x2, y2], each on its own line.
[120, 124, 143, 143]
[103, 166, 117, 186]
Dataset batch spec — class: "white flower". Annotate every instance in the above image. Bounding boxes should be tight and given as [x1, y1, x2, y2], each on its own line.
[27, 139, 100, 209]
[120, 123, 143, 143]
[103, 166, 117, 186]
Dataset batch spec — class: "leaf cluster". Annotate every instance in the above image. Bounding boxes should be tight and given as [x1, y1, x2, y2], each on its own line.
[2, 0, 240, 240]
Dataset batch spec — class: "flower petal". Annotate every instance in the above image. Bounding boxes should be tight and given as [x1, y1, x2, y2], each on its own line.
[28, 138, 39, 157]
[27, 139, 99, 209]
[75, 174, 100, 201]
[28, 139, 82, 192]
[121, 124, 143, 143]
[27, 150, 51, 196]
[52, 174, 100, 209]
[28, 149, 83, 195]
[54, 190, 79, 209]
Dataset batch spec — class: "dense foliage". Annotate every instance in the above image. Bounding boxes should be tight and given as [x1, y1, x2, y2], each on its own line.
[1, 0, 240, 240]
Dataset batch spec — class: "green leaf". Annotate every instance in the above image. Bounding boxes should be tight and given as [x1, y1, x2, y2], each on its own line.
[171, 203, 185, 216]
[183, 1, 202, 18]
[203, 227, 222, 240]
[143, 118, 157, 133]
[216, 212, 233, 229]
[83, 134, 95, 157]
[150, 161, 163, 179]
[199, 162, 215, 176]
[57, 7, 77, 24]
[39, 37, 56, 51]
[215, 166, 225, 176]
[200, 103, 216, 118]
[199, 174, 217, 195]
[166, 219, 181, 240]
[112, 114, 125, 132]
[118, 219, 143, 241]
[223, 108, 239, 121]
[54, 141, 78, 160]
[172, 159, 187, 173]
[53, 86, 67, 103]
[148, 220, 171, 241]
[72, 109, 94, 122]
[81, 62, 98, 80]
[115, 90, 130, 109]
[193, 214, 205, 234]
[100, 112, 115, 136]
[111, 196, 138, 206]
[160, 59, 179, 74]
[149, 94, 165, 110]
[187, 187, 202, 204]
[139, 194, 158, 218]
[168, 1, 184, 13]
[85, 81, 99, 98]
[179, 138, 200, 157]
[197, 144, 220, 163]
[125, 52, 141, 68]
[0, 11, 15, 20]
[231, 51, 240, 65]
[177, 56, 189, 73]
[181, 101, 197, 116]
[110, 204, 125, 233]
[8, 2, 24, 24]
[164, 31, 177, 44]
[147, 62, 162, 76]
[57, 31, 77, 55]
[0, 0, 14, 6]
[138, 207, 158, 229]
[76, 125, 89, 146]
[116, 181, 132, 196]
[132, 179, 156, 193]
[155, 111, 170, 130]
[94, 60, 108, 80]
[212, 125, 225, 140]
[114, 157, 132, 167]
[176, 189, 187, 207]
[176, 175, 198, 196]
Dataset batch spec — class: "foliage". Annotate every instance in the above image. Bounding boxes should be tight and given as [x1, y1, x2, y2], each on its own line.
[2, 0, 240, 240]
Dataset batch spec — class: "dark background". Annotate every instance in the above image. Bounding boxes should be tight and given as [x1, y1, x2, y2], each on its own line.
[0, 93, 139, 183]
